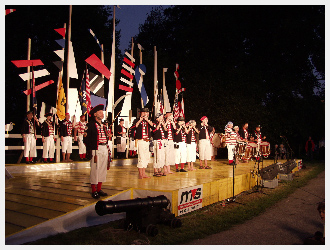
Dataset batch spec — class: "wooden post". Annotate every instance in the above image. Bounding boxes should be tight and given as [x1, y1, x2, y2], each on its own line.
[66, 5, 72, 112]
[154, 46, 158, 117]
[138, 44, 144, 108]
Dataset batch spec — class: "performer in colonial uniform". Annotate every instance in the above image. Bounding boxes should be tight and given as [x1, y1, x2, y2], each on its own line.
[164, 112, 176, 174]
[83, 104, 110, 199]
[225, 121, 237, 165]
[74, 114, 87, 160]
[131, 108, 153, 179]
[60, 113, 73, 162]
[115, 118, 127, 159]
[103, 120, 113, 155]
[239, 122, 250, 162]
[196, 116, 213, 169]
[253, 125, 267, 160]
[41, 113, 56, 163]
[174, 116, 188, 172]
[152, 113, 167, 176]
[21, 110, 39, 164]
[186, 120, 198, 171]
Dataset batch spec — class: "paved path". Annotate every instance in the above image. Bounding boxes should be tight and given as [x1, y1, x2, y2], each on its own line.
[189, 171, 325, 245]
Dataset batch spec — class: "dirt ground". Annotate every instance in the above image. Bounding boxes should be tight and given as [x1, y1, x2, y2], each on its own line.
[189, 171, 325, 245]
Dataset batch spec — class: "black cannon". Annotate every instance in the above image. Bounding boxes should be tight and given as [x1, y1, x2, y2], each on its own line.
[95, 195, 182, 236]
[278, 160, 297, 174]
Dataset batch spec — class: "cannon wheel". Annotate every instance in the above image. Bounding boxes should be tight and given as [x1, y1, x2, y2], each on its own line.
[146, 224, 158, 237]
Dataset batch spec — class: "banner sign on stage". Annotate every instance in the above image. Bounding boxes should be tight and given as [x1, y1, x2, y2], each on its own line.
[178, 185, 203, 215]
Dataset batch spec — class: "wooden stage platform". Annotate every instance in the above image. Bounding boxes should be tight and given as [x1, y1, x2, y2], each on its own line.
[5, 158, 285, 244]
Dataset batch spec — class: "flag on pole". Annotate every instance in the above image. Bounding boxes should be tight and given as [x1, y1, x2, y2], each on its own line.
[173, 91, 180, 122]
[135, 64, 149, 106]
[32, 67, 37, 112]
[86, 69, 91, 114]
[5, 9, 16, 15]
[85, 54, 111, 80]
[56, 73, 66, 121]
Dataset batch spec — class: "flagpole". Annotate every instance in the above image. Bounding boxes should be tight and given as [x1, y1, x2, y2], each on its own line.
[138, 44, 144, 108]
[66, 5, 72, 112]
[27, 38, 31, 112]
[153, 46, 158, 118]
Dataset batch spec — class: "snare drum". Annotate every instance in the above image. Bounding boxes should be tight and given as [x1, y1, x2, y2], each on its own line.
[237, 141, 247, 159]
[260, 141, 270, 158]
[246, 142, 258, 159]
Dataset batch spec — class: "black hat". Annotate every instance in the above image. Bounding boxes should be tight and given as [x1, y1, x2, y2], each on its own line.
[119, 118, 124, 122]
[141, 108, 149, 112]
[155, 113, 163, 118]
[177, 116, 185, 121]
[44, 113, 52, 117]
[256, 125, 261, 128]
[90, 104, 104, 116]
[26, 110, 33, 115]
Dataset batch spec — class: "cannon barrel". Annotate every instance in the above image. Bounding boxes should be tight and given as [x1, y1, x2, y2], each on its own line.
[95, 195, 169, 216]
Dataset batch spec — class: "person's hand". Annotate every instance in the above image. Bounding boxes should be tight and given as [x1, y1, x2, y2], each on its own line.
[74, 136, 77, 141]
[61, 136, 64, 142]
[23, 136, 26, 143]
[42, 137, 45, 143]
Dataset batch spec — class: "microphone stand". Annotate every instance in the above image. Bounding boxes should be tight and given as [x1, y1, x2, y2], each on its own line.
[227, 144, 244, 204]
[251, 143, 266, 194]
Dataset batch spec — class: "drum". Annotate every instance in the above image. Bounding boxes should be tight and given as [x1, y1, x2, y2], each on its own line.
[212, 133, 221, 148]
[217, 133, 226, 148]
[260, 141, 270, 158]
[246, 142, 258, 159]
[237, 141, 247, 159]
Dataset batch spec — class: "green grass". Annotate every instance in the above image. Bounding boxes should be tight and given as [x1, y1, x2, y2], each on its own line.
[27, 161, 324, 245]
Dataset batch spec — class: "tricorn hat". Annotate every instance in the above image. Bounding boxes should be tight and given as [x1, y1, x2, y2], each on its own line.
[140, 107, 149, 112]
[44, 113, 52, 117]
[90, 104, 104, 116]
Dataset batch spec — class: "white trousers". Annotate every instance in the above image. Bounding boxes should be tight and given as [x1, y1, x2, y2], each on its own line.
[78, 134, 86, 154]
[43, 135, 55, 158]
[227, 144, 236, 161]
[153, 139, 165, 169]
[137, 140, 150, 168]
[90, 145, 108, 184]
[165, 139, 175, 166]
[199, 139, 211, 161]
[117, 137, 126, 152]
[175, 142, 187, 164]
[186, 142, 197, 163]
[61, 136, 72, 153]
[129, 138, 136, 150]
[24, 134, 36, 158]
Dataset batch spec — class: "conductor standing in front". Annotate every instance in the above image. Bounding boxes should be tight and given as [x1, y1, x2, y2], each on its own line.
[83, 104, 110, 199]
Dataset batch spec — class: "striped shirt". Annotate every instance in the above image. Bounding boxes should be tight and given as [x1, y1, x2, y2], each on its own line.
[75, 121, 86, 135]
[96, 123, 107, 144]
[225, 127, 237, 145]
[167, 123, 173, 140]
[142, 121, 148, 139]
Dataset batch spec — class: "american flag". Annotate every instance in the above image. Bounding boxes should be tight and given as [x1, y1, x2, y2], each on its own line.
[79, 68, 91, 115]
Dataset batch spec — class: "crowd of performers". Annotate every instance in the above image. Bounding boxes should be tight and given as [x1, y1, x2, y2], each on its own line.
[21, 106, 272, 199]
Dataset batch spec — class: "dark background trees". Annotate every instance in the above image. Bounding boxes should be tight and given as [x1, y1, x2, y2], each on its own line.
[132, 5, 325, 157]
[5, 5, 325, 160]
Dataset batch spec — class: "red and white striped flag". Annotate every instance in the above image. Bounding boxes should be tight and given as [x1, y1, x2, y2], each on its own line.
[86, 69, 91, 114]
[5, 9, 16, 15]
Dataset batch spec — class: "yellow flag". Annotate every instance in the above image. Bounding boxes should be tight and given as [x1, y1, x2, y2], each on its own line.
[56, 75, 66, 121]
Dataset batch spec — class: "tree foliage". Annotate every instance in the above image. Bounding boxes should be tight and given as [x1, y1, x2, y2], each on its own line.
[132, 5, 324, 155]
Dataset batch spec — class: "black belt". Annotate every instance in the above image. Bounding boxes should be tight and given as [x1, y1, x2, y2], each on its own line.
[98, 143, 107, 145]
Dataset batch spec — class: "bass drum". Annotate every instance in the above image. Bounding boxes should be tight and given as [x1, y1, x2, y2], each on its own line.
[236, 141, 247, 160]
[212, 133, 221, 148]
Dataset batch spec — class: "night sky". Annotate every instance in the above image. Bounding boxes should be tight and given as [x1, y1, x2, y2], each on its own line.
[115, 5, 172, 53]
